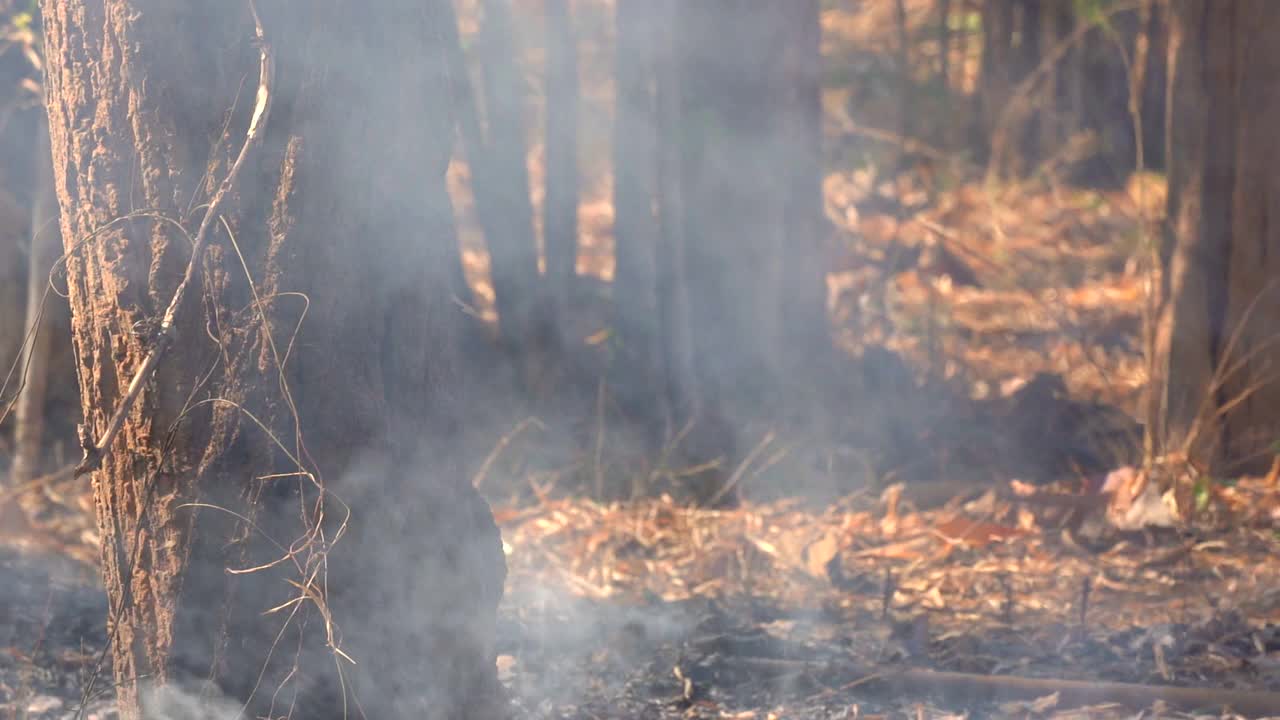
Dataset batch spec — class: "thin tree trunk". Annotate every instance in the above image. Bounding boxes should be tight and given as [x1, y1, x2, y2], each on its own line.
[611, 0, 664, 474]
[655, 0, 706, 495]
[895, 0, 913, 168]
[938, 0, 952, 85]
[0, 11, 36, 365]
[1013, 0, 1042, 176]
[1140, 0, 1169, 170]
[543, 0, 579, 327]
[476, 0, 542, 353]
[1148, 0, 1235, 471]
[1035, 1, 1069, 158]
[10, 117, 59, 496]
[976, 0, 1014, 159]
[1130, 0, 1153, 138]
[778, 0, 830, 378]
[663, 0, 828, 505]
[0, 186, 23, 418]
[656, 0, 696, 418]
[40, 2, 506, 718]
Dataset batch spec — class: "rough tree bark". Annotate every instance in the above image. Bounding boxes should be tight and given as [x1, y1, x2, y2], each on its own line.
[1150, 0, 1280, 481]
[40, 1, 505, 718]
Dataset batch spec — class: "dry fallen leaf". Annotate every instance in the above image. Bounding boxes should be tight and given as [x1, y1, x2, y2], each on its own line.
[804, 531, 841, 579]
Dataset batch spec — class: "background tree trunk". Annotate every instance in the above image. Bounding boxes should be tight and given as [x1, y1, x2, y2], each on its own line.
[663, 0, 828, 504]
[975, 0, 1015, 161]
[937, 0, 951, 86]
[895, 0, 913, 169]
[9, 118, 60, 499]
[40, 1, 505, 718]
[476, 0, 542, 357]
[1150, 0, 1280, 481]
[1148, 0, 1234, 471]
[777, 0, 830, 387]
[1217, 1, 1280, 471]
[0, 20, 34, 395]
[543, 0, 579, 331]
[609, 0, 664, 496]
[0, 185, 24, 432]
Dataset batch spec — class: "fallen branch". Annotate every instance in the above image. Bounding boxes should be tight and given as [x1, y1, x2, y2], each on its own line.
[880, 666, 1280, 718]
[721, 656, 1280, 717]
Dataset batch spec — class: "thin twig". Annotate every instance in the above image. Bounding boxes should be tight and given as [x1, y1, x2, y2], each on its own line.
[593, 377, 607, 500]
[707, 430, 776, 507]
[472, 417, 545, 488]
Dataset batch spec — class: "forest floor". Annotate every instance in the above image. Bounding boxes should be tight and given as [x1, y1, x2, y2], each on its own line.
[4, 476, 1280, 719]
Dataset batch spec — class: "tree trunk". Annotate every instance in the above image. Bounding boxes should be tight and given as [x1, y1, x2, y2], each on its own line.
[0, 185, 24, 432]
[666, 0, 828, 504]
[1139, 0, 1169, 171]
[937, 0, 951, 85]
[975, 0, 1015, 161]
[40, 1, 506, 718]
[777, 0, 830, 384]
[651, 0, 712, 502]
[895, 0, 913, 169]
[0, 53, 29, 430]
[543, 0, 579, 330]
[475, 0, 542, 355]
[1218, 0, 1280, 472]
[10, 117, 60, 497]
[610, 0, 664, 492]
[1151, 0, 1280, 482]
